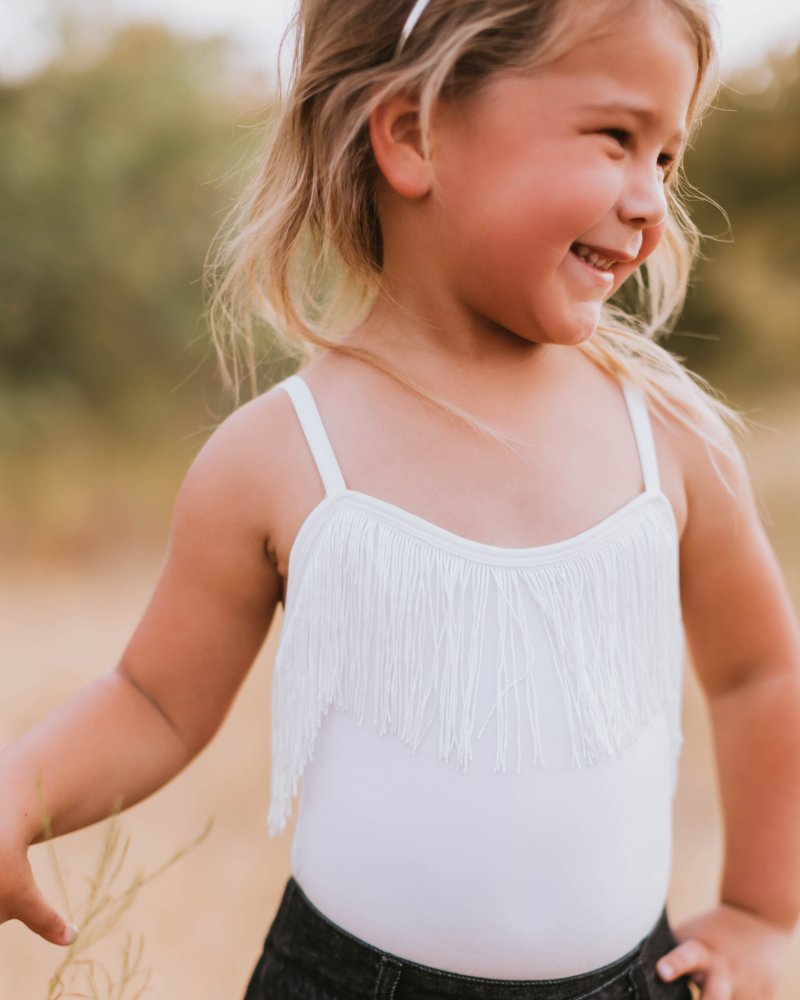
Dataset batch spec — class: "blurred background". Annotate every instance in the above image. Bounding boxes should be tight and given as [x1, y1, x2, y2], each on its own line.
[0, 0, 798, 997]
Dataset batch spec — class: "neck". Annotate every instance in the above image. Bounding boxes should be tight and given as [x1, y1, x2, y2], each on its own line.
[341, 293, 572, 412]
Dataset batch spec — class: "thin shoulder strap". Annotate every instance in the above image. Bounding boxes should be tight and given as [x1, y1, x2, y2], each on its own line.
[621, 380, 661, 493]
[279, 374, 347, 496]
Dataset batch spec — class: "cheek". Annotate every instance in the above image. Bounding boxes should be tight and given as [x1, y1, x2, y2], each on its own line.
[478, 156, 609, 234]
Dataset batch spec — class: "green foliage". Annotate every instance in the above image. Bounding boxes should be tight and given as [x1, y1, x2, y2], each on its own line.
[0, 17, 279, 450]
[1, 14, 798, 454]
[676, 49, 800, 395]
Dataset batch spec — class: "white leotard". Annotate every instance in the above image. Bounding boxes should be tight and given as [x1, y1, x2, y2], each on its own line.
[267, 373, 684, 978]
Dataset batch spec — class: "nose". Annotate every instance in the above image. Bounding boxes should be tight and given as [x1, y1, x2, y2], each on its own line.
[617, 162, 669, 230]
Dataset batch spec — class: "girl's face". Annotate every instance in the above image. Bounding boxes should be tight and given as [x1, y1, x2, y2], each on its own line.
[426, 2, 699, 348]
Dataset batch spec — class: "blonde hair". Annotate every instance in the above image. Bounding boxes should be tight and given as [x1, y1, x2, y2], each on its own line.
[205, 0, 746, 458]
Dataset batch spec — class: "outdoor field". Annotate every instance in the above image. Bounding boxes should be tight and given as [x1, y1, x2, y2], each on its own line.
[1, 389, 799, 998]
[2, 6, 799, 997]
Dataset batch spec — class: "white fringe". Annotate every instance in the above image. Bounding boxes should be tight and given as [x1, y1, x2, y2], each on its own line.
[267, 499, 684, 835]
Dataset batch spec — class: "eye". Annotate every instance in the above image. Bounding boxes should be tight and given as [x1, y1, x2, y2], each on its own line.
[598, 128, 631, 147]
[657, 152, 677, 179]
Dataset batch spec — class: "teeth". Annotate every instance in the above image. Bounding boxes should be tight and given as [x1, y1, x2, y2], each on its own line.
[573, 243, 615, 270]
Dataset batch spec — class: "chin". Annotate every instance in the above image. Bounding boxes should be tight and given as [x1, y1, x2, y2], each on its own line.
[518, 307, 601, 348]
[535, 304, 603, 347]
[549, 320, 600, 347]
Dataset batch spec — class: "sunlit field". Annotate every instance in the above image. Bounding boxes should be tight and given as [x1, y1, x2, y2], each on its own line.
[1, 390, 799, 999]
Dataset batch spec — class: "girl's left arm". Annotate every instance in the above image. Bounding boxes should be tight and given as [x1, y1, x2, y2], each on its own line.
[657, 416, 800, 999]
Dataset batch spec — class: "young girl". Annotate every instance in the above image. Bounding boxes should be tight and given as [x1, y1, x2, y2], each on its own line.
[3, 0, 800, 997]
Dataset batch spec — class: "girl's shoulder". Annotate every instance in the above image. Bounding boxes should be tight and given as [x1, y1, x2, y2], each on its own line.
[648, 393, 750, 509]
[644, 389, 759, 577]
[194, 355, 348, 494]
[187, 358, 343, 583]
[164, 374, 319, 598]
[184, 379, 300, 521]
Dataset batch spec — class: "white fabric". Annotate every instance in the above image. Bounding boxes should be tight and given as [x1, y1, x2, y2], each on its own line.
[269, 373, 685, 978]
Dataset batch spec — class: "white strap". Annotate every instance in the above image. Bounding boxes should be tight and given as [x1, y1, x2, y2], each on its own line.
[621, 381, 661, 493]
[280, 375, 347, 496]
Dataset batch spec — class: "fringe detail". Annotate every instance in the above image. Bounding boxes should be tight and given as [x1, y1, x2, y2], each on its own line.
[267, 499, 683, 835]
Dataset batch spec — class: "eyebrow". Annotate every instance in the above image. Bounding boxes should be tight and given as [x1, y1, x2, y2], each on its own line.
[578, 102, 688, 145]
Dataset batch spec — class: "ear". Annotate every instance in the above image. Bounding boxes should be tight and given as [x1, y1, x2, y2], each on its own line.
[369, 94, 433, 199]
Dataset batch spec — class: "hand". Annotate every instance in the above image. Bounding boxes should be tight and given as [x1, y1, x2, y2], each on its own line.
[656, 902, 792, 999]
[0, 833, 78, 946]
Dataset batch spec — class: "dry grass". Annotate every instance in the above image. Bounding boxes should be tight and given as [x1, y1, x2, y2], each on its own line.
[43, 803, 212, 1000]
[0, 554, 290, 998]
[1, 392, 799, 998]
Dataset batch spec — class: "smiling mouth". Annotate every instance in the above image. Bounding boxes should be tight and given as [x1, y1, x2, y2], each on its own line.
[570, 243, 618, 271]
[569, 242, 635, 272]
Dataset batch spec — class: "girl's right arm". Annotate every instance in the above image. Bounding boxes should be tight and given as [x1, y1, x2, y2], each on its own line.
[0, 391, 287, 946]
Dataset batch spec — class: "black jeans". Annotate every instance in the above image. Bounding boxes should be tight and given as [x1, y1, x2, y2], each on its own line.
[244, 877, 693, 999]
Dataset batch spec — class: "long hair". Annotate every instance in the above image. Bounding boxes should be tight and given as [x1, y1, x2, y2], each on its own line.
[205, 0, 745, 459]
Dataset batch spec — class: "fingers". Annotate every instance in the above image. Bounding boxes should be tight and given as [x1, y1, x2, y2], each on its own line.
[14, 880, 79, 947]
[657, 940, 733, 1000]
[0, 842, 80, 947]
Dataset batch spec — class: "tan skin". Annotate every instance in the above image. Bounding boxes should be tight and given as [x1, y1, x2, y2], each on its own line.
[2, 7, 800, 998]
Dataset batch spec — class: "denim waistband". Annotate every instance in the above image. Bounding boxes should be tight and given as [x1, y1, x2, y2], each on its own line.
[262, 876, 691, 1000]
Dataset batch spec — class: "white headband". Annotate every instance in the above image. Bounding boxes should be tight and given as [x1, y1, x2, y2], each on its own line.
[395, 0, 434, 57]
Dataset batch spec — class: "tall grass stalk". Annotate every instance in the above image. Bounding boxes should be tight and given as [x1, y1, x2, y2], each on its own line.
[41, 802, 213, 1000]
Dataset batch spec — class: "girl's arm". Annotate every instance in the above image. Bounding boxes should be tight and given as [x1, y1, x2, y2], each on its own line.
[655, 415, 800, 996]
[0, 393, 286, 945]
